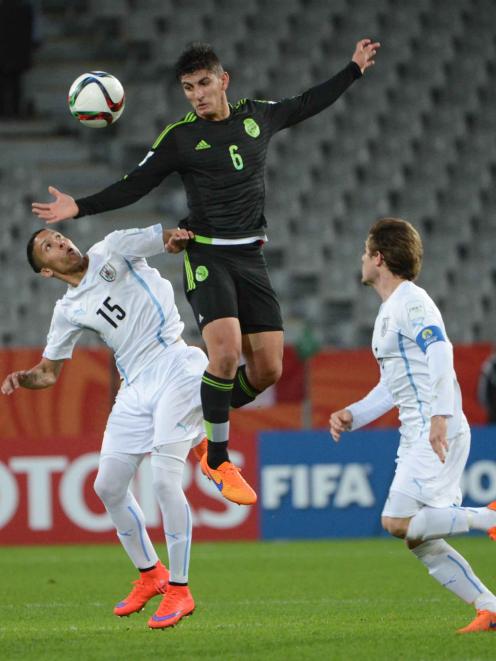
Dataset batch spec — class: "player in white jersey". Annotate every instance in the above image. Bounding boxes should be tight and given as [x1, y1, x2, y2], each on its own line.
[1, 223, 209, 629]
[329, 218, 496, 634]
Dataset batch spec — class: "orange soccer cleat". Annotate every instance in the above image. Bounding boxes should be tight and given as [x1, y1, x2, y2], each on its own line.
[486, 501, 496, 540]
[200, 453, 257, 505]
[114, 561, 169, 617]
[458, 609, 496, 633]
[148, 584, 195, 629]
[191, 437, 207, 462]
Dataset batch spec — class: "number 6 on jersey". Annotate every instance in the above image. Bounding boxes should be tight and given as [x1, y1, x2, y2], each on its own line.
[228, 145, 244, 170]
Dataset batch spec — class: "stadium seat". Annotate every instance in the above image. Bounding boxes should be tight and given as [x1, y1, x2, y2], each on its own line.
[4, 0, 496, 348]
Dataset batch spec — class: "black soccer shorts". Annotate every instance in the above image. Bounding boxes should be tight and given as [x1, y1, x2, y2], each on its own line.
[183, 242, 283, 334]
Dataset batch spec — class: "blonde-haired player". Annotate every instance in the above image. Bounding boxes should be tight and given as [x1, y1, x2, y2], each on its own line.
[330, 218, 496, 634]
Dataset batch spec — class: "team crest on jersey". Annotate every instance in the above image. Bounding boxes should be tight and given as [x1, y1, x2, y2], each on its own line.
[195, 265, 209, 282]
[381, 317, 389, 336]
[244, 118, 260, 138]
[100, 262, 116, 282]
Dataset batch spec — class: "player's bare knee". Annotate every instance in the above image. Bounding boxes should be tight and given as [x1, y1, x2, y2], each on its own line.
[382, 516, 408, 539]
[252, 363, 282, 391]
[209, 351, 240, 378]
[263, 362, 283, 386]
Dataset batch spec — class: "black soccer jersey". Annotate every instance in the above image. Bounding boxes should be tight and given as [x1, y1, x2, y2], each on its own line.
[76, 62, 361, 239]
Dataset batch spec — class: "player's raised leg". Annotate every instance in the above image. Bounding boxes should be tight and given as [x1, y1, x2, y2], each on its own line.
[405, 502, 496, 542]
[93, 453, 168, 616]
[230, 330, 284, 408]
[199, 317, 257, 505]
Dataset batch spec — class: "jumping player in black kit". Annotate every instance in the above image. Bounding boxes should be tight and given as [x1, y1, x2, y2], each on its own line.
[32, 39, 380, 505]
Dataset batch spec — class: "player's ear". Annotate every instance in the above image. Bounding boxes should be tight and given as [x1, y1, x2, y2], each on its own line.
[221, 71, 230, 91]
[40, 267, 54, 279]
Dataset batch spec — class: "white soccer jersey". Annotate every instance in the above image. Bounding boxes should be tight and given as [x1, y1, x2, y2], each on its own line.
[368, 280, 466, 444]
[43, 224, 184, 384]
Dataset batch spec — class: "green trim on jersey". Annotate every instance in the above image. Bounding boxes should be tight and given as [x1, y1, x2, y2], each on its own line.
[152, 112, 197, 149]
[184, 250, 196, 292]
[234, 98, 248, 109]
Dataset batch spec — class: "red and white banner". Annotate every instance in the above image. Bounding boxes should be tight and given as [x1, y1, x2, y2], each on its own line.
[0, 348, 258, 543]
[1, 343, 492, 544]
[0, 432, 259, 544]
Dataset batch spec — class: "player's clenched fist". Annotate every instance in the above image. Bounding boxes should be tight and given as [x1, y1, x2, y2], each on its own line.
[329, 408, 353, 442]
[165, 228, 195, 253]
[1, 371, 28, 395]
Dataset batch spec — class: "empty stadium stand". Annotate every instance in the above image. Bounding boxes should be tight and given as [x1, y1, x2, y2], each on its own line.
[1, 0, 495, 348]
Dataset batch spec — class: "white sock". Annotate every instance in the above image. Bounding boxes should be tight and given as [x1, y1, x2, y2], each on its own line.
[466, 507, 496, 532]
[412, 540, 496, 610]
[94, 454, 159, 569]
[151, 441, 193, 584]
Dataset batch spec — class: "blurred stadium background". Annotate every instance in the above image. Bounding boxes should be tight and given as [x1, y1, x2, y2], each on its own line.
[1, 0, 496, 555]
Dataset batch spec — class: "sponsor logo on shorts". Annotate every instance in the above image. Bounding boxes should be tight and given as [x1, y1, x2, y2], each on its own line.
[99, 263, 116, 282]
[195, 265, 209, 282]
[244, 118, 260, 138]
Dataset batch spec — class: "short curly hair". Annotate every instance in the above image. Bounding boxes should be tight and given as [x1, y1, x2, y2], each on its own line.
[174, 42, 223, 80]
[26, 228, 45, 273]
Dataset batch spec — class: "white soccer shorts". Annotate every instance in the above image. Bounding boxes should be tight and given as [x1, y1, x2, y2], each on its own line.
[381, 424, 471, 518]
[101, 342, 207, 455]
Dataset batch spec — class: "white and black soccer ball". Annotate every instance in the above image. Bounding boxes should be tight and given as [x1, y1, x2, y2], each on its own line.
[68, 71, 125, 128]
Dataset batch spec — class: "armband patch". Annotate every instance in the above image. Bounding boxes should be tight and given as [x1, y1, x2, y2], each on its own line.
[416, 325, 445, 353]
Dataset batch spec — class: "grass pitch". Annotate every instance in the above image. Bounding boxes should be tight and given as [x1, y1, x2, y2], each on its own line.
[1, 538, 495, 660]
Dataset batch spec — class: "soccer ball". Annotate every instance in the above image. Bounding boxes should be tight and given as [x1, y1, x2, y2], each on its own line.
[68, 71, 125, 128]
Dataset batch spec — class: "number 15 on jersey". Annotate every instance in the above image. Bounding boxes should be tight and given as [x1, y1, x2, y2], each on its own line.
[97, 296, 126, 328]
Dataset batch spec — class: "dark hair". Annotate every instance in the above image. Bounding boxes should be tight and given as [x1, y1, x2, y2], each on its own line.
[174, 42, 223, 80]
[367, 217, 423, 281]
[26, 228, 45, 273]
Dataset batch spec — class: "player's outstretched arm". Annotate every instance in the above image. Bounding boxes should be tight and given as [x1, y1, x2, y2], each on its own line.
[1, 357, 64, 394]
[351, 38, 381, 74]
[264, 37, 380, 132]
[163, 228, 195, 254]
[32, 187, 79, 224]
[329, 409, 353, 442]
